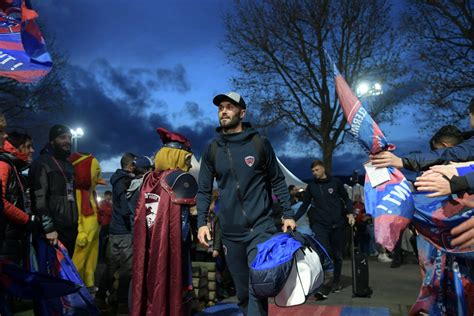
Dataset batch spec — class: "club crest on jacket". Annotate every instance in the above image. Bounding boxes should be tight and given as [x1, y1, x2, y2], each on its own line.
[328, 188, 334, 194]
[145, 193, 160, 228]
[245, 156, 255, 167]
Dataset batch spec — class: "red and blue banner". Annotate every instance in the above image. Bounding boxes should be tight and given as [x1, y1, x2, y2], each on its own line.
[330, 60, 414, 251]
[0, 0, 52, 83]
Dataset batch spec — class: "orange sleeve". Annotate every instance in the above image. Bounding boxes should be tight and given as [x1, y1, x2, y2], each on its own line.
[0, 161, 29, 225]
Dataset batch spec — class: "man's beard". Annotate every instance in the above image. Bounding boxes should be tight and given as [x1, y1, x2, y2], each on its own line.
[53, 142, 71, 158]
[220, 115, 240, 131]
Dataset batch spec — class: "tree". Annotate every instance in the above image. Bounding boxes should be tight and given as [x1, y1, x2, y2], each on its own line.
[222, 0, 405, 171]
[0, 38, 68, 128]
[404, 0, 473, 124]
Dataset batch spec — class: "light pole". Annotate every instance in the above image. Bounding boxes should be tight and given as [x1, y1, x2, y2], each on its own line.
[70, 127, 84, 152]
[356, 81, 383, 98]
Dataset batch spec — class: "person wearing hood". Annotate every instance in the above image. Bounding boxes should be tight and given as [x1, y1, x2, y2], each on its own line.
[294, 160, 354, 299]
[131, 127, 196, 316]
[196, 92, 296, 316]
[29, 124, 78, 256]
[126, 155, 153, 232]
[96, 152, 136, 314]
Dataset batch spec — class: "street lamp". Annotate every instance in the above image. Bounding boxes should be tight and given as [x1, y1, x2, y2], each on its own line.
[71, 127, 84, 152]
[356, 82, 383, 98]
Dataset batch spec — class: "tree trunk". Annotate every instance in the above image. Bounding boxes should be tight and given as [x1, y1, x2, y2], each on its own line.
[322, 142, 334, 174]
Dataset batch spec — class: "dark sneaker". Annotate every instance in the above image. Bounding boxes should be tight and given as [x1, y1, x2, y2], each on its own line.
[332, 282, 343, 293]
[314, 290, 328, 300]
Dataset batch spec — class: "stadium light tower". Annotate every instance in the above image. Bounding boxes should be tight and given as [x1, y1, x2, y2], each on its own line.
[71, 127, 84, 152]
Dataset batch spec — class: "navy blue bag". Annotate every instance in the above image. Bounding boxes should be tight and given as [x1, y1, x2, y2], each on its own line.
[250, 231, 333, 300]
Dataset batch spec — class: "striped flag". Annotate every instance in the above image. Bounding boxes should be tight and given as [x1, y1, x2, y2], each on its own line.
[0, 0, 52, 83]
[330, 58, 414, 251]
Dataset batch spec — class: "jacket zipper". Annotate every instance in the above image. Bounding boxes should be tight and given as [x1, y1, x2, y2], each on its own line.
[224, 142, 250, 226]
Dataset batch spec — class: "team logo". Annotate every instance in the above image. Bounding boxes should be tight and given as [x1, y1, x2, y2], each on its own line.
[145, 193, 160, 229]
[328, 188, 334, 194]
[245, 156, 255, 167]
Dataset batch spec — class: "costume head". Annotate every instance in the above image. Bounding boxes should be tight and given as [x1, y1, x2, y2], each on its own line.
[154, 127, 192, 172]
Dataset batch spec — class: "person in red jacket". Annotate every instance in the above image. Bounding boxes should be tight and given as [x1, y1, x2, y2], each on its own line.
[0, 129, 41, 262]
[97, 190, 112, 262]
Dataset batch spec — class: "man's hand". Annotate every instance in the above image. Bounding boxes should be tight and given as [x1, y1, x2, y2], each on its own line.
[451, 217, 474, 250]
[369, 151, 403, 169]
[414, 172, 451, 197]
[45, 231, 58, 246]
[427, 164, 459, 179]
[281, 218, 296, 233]
[197, 226, 212, 247]
[212, 250, 220, 258]
[347, 214, 355, 226]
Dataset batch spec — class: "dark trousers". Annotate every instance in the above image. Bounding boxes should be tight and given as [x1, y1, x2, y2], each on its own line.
[222, 227, 276, 316]
[97, 234, 132, 303]
[312, 223, 344, 283]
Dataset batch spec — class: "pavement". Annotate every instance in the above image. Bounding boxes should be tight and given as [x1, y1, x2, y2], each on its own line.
[222, 255, 422, 316]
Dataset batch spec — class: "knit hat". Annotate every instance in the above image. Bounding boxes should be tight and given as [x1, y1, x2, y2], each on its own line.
[49, 124, 72, 141]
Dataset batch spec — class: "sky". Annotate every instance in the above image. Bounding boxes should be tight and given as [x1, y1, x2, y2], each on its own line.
[29, 0, 471, 180]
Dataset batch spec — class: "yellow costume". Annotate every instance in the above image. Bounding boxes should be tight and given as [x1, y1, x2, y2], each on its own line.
[70, 153, 106, 288]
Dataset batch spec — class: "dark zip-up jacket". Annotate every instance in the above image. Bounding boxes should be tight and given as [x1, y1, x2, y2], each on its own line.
[29, 144, 78, 236]
[402, 136, 474, 172]
[109, 169, 133, 235]
[295, 176, 352, 228]
[196, 123, 293, 241]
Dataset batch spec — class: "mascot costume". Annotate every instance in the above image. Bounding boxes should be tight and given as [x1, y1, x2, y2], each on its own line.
[70, 153, 106, 288]
[131, 127, 197, 316]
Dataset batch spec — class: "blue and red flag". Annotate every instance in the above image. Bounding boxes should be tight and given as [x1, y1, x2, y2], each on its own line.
[0, 0, 52, 83]
[330, 58, 414, 251]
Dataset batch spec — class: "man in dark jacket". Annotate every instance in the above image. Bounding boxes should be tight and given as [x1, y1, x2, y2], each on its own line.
[96, 152, 136, 314]
[29, 124, 78, 255]
[196, 91, 296, 316]
[295, 160, 354, 298]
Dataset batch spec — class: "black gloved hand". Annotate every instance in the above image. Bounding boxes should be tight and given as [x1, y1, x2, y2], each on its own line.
[25, 214, 42, 235]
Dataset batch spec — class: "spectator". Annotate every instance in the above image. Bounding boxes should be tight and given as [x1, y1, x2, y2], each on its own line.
[29, 124, 78, 255]
[126, 155, 153, 231]
[131, 127, 196, 316]
[96, 152, 136, 314]
[97, 190, 112, 262]
[70, 152, 106, 289]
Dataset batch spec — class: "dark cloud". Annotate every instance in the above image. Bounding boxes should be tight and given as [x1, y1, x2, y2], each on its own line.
[156, 65, 190, 93]
[184, 101, 202, 118]
[25, 61, 214, 165]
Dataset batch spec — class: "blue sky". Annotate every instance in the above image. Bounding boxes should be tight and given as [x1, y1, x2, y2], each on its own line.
[30, 0, 469, 180]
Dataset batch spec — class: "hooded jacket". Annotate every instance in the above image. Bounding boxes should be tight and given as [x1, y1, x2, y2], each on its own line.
[196, 123, 293, 241]
[0, 141, 31, 257]
[295, 175, 352, 228]
[109, 169, 133, 235]
[29, 143, 78, 252]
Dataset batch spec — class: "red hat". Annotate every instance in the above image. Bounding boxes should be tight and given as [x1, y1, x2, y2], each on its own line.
[156, 127, 192, 153]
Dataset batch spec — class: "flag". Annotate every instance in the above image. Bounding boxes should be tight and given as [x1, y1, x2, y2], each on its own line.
[35, 240, 99, 316]
[329, 55, 414, 251]
[0, 0, 52, 83]
[0, 260, 80, 300]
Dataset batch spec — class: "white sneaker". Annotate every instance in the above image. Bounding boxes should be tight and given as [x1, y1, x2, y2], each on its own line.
[378, 253, 393, 263]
